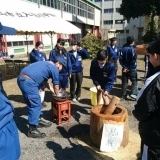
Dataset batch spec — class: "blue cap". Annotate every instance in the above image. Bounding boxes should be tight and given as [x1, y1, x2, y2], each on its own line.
[56, 57, 67, 69]
[0, 22, 17, 35]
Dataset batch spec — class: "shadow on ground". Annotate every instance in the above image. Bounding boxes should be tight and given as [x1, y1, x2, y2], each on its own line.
[65, 125, 114, 160]
[8, 94, 25, 103]
[14, 106, 28, 136]
[46, 125, 94, 160]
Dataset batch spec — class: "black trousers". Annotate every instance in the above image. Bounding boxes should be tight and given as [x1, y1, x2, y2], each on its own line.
[122, 69, 137, 95]
[114, 61, 118, 81]
[70, 71, 83, 99]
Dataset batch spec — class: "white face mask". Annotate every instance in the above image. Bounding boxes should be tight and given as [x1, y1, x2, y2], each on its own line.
[72, 46, 77, 51]
[99, 63, 105, 68]
[39, 49, 43, 52]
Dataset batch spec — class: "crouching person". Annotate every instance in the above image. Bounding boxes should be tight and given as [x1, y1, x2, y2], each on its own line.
[17, 58, 66, 138]
[90, 49, 115, 105]
[0, 92, 21, 160]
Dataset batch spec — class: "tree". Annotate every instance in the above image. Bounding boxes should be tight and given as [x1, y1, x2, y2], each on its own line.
[119, 0, 160, 20]
[99, 26, 108, 41]
[80, 33, 104, 58]
[119, 0, 160, 42]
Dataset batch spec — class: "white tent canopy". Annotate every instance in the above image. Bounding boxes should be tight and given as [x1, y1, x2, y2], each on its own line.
[0, 0, 81, 35]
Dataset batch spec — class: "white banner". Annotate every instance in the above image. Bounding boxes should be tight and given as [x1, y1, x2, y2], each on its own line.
[100, 121, 124, 152]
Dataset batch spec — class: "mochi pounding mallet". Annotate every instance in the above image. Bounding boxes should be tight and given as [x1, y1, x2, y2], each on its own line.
[99, 89, 120, 115]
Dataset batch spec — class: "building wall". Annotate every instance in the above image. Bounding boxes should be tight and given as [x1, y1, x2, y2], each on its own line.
[93, 0, 145, 47]
[4, 0, 101, 55]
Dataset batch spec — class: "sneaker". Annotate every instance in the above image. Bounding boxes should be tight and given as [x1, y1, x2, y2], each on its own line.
[72, 98, 77, 102]
[130, 94, 137, 100]
[121, 94, 128, 100]
[77, 97, 81, 101]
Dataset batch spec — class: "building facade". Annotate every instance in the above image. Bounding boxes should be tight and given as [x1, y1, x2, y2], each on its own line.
[92, 0, 145, 47]
[3, 0, 101, 55]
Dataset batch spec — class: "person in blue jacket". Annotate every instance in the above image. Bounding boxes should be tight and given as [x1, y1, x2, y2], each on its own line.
[106, 37, 119, 82]
[49, 38, 72, 93]
[30, 41, 47, 107]
[119, 36, 137, 100]
[17, 58, 66, 138]
[69, 41, 90, 102]
[90, 49, 115, 105]
[0, 92, 21, 160]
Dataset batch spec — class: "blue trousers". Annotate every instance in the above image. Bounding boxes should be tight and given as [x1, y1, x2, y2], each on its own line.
[59, 73, 69, 89]
[0, 119, 20, 160]
[17, 76, 42, 126]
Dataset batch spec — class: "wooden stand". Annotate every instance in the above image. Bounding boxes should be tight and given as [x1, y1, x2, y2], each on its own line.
[90, 104, 129, 148]
[51, 99, 71, 125]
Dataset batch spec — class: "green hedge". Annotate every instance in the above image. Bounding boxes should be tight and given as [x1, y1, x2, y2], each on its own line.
[80, 33, 104, 58]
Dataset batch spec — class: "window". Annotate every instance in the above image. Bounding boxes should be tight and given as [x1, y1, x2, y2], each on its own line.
[47, 0, 51, 7]
[41, 0, 60, 9]
[42, 0, 46, 5]
[88, 12, 94, 19]
[78, 1, 86, 10]
[25, 41, 34, 45]
[28, 0, 37, 3]
[78, 9, 86, 17]
[115, 30, 124, 33]
[7, 42, 12, 47]
[95, 0, 102, 2]
[64, 4, 76, 14]
[7, 41, 34, 47]
[115, 20, 125, 24]
[19, 41, 24, 46]
[88, 6, 94, 19]
[116, 8, 120, 12]
[104, 8, 113, 13]
[104, 20, 113, 25]
[104, 0, 113, 1]
[13, 42, 18, 46]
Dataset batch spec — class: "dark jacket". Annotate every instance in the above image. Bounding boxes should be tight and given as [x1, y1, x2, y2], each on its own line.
[29, 49, 47, 63]
[78, 48, 90, 59]
[106, 45, 119, 61]
[69, 48, 90, 73]
[119, 45, 137, 70]
[132, 66, 160, 147]
[90, 58, 115, 92]
[49, 49, 72, 74]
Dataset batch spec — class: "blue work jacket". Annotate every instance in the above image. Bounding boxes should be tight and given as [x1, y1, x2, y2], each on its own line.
[119, 45, 137, 70]
[29, 49, 47, 63]
[107, 45, 119, 61]
[69, 48, 90, 73]
[0, 92, 20, 160]
[90, 59, 115, 92]
[49, 49, 72, 74]
[20, 61, 59, 85]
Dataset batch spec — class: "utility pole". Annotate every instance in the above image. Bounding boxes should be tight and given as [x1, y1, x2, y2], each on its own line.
[37, 0, 40, 8]
[101, 0, 104, 30]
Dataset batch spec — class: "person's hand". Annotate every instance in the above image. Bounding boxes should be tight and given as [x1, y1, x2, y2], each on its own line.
[103, 91, 108, 96]
[69, 74, 71, 78]
[39, 88, 43, 92]
[96, 85, 101, 90]
[123, 68, 129, 72]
